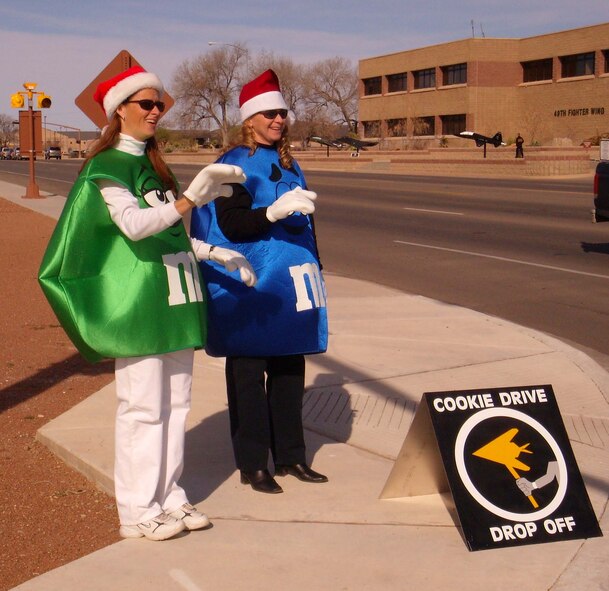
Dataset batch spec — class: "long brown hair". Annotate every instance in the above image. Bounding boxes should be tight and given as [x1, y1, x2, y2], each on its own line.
[81, 111, 176, 194]
[228, 120, 294, 170]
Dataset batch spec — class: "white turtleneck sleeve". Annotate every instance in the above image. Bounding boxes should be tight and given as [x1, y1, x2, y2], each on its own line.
[95, 134, 182, 241]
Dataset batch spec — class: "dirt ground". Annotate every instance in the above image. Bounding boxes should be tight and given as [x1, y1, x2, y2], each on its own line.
[0, 196, 121, 590]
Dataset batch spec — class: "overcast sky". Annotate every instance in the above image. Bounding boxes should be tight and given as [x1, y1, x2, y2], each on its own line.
[1, 1, 606, 130]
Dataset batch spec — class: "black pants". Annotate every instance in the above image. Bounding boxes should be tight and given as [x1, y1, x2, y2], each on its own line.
[225, 355, 306, 472]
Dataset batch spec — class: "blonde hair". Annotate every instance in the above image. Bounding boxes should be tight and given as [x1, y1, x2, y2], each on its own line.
[81, 111, 176, 194]
[227, 119, 294, 169]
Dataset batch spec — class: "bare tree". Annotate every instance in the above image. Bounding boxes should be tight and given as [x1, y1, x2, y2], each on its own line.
[171, 43, 248, 148]
[0, 114, 17, 146]
[170, 49, 359, 148]
[305, 57, 358, 134]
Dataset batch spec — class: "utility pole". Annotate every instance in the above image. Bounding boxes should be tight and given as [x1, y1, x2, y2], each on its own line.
[10, 82, 52, 199]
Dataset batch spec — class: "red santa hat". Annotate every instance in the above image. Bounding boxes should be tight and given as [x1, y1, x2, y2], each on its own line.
[93, 65, 164, 121]
[239, 69, 290, 122]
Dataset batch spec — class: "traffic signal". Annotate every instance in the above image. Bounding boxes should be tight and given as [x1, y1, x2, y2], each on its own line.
[37, 93, 52, 108]
[10, 93, 24, 108]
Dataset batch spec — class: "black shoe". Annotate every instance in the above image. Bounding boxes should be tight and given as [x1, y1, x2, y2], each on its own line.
[275, 463, 328, 483]
[240, 469, 283, 494]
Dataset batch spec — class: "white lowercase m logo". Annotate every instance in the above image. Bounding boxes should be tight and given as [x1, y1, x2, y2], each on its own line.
[162, 251, 204, 305]
[288, 262, 326, 311]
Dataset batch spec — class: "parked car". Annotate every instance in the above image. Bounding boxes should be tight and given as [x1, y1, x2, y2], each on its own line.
[593, 161, 609, 222]
[45, 146, 62, 160]
[1, 147, 14, 160]
[14, 148, 37, 160]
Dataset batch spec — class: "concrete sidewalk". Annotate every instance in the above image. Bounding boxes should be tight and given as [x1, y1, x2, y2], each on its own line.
[3, 179, 607, 591]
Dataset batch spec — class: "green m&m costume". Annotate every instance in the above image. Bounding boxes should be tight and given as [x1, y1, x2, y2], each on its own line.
[37, 63, 226, 536]
[39, 148, 207, 362]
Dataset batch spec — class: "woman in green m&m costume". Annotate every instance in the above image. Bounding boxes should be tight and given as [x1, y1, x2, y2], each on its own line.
[39, 65, 256, 541]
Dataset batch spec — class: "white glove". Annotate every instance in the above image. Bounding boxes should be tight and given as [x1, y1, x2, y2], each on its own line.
[183, 164, 246, 207]
[266, 187, 317, 222]
[515, 477, 536, 497]
[195, 242, 257, 287]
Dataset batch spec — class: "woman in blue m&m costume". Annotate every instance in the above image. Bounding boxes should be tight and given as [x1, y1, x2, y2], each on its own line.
[191, 69, 329, 493]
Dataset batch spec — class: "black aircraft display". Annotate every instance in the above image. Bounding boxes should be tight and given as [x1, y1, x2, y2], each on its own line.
[310, 136, 343, 148]
[309, 135, 378, 156]
[458, 131, 505, 147]
[456, 131, 506, 158]
[309, 136, 344, 157]
[336, 136, 379, 155]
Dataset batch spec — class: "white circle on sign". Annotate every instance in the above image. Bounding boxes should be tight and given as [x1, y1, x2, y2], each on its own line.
[454, 407, 568, 521]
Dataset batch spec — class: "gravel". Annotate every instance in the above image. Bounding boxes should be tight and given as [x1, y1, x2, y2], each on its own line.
[0, 197, 120, 590]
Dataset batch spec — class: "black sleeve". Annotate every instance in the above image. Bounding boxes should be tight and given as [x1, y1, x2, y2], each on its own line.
[309, 213, 323, 271]
[215, 183, 273, 242]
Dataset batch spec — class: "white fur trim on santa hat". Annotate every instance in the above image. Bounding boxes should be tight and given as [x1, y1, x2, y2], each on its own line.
[240, 90, 288, 122]
[104, 72, 164, 121]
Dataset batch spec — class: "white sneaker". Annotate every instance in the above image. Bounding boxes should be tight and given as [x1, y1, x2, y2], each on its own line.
[168, 502, 211, 530]
[119, 512, 186, 541]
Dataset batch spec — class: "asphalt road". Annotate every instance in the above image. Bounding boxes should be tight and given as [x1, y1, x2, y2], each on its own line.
[2, 159, 606, 368]
[306, 170, 609, 365]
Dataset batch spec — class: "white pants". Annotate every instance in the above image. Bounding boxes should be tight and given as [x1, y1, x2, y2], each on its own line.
[114, 349, 194, 525]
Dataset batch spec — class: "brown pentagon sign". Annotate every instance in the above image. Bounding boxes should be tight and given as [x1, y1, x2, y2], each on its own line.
[75, 49, 174, 129]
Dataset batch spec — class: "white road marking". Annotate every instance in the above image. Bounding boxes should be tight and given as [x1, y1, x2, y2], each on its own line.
[403, 207, 464, 216]
[394, 240, 609, 280]
[169, 569, 204, 591]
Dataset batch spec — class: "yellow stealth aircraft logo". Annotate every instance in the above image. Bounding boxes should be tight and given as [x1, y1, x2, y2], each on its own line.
[473, 428, 539, 508]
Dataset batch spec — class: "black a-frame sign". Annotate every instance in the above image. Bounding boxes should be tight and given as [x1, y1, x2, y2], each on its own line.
[381, 384, 602, 551]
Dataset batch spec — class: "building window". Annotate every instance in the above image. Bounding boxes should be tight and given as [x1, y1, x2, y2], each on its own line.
[560, 52, 595, 78]
[387, 72, 407, 93]
[412, 116, 435, 136]
[387, 118, 408, 137]
[363, 76, 382, 95]
[442, 63, 467, 86]
[413, 68, 435, 90]
[441, 114, 466, 136]
[604, 50, 609, 74]
[522, 58, 553, 82]
[362, 120, 381, 138]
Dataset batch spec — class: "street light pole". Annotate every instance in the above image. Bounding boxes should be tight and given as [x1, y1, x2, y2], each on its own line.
[11, 82, 51, 199]
[25, 103, 41, 198]
[208, 41, 239, 49]
[23, 85, 41, 199]
[208, 41, 248, 63]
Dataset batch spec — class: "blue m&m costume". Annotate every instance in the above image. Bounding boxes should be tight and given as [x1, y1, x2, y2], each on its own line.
[190, 67, 329, 488]
[191, 142, 328, 480]
[191, 144, 328, 358]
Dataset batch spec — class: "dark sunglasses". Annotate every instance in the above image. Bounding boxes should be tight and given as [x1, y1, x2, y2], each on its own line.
[260, 109, 288, 120]
[124, 99, 166, 112]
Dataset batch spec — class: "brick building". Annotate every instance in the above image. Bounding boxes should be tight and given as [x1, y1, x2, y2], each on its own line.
[358, 22, 609, 147]
[41, 129, 100, 157]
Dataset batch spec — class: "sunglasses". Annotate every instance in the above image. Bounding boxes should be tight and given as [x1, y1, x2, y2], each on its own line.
[260, 109, 288, 120]
[124, 99, 166, 112]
